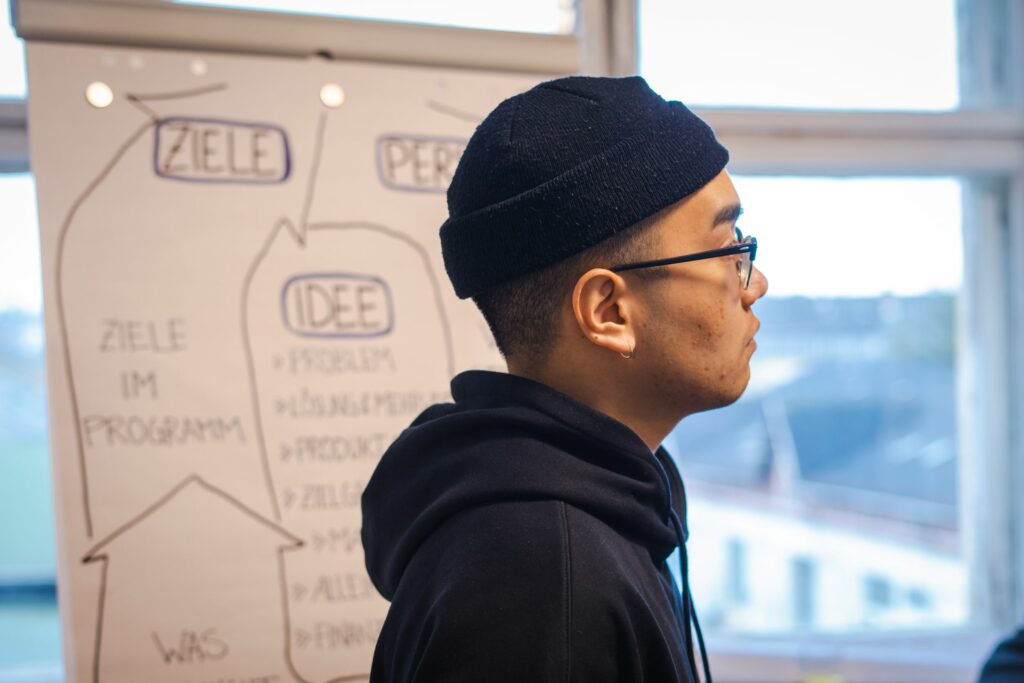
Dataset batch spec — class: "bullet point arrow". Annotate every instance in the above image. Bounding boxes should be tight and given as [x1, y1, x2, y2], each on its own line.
[295, 628, 310, 649]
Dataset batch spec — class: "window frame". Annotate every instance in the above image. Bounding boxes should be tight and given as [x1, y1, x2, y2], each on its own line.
[5, 0, 1024, 681]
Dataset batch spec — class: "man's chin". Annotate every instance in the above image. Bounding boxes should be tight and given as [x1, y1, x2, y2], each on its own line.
[655, 364, 751, 417]
[708, 369, 751, 411]
[687, 383, 746, 416]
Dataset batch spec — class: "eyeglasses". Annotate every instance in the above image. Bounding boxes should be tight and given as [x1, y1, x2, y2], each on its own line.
[610, 227, 758, 289]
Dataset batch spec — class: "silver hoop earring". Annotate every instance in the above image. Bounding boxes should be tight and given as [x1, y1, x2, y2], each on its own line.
[620, 345, 635, 360]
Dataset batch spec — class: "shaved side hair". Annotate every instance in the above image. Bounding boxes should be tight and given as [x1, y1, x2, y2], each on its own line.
[472, 211, 670, 364]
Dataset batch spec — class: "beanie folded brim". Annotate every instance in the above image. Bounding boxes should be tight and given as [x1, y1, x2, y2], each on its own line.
[440, 101, 729, 299]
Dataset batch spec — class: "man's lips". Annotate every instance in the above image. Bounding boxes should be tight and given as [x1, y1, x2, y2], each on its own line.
[747, 320, 761, 348]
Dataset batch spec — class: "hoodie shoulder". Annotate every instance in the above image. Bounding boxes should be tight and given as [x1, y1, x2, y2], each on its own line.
[981, 629, 1024, 682]
[408, 400, 459, 427]
[371, 500, 570, 682]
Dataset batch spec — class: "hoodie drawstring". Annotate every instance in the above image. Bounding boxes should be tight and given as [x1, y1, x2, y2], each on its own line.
[652, 456, 713, 683]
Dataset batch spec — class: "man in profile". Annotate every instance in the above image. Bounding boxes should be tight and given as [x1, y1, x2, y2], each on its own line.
[362, 76, 767, 682]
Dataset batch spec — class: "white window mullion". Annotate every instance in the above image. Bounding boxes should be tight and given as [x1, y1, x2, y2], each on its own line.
[957, 0, 1024, 108]
[701, 109, 1024, 176]
[1008, 173, 1024, 625]
[958, 178, 1017, 632]
[575, 0, 638, 76]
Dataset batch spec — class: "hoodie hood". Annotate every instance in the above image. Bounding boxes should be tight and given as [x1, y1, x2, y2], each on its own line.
[361, 369, 689, 600]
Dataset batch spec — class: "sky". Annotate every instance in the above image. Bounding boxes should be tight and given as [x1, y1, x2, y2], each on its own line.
[639, 0, 959, 111]
[732, 176, 963, 298]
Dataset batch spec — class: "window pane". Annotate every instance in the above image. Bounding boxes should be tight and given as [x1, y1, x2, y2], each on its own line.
[174, 0, 576, 34]
[639, 0, 959, 111]
[672, 177, 968, 634]
[0, 0, 27, 98]
[0, 173, 61, 671]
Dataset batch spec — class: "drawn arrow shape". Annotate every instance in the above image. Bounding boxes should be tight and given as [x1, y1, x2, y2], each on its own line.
[82, 475, 303, 683]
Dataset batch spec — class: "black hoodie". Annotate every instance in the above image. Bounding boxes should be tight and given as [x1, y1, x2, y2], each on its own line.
[980, 628, 1024, 682]
[362, 370, 708, 682]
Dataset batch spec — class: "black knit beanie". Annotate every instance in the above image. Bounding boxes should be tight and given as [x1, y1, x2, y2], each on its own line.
[440, 75, 729, 299]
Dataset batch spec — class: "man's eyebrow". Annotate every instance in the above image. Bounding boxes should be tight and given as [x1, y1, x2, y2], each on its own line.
[711, 203, 743, 229]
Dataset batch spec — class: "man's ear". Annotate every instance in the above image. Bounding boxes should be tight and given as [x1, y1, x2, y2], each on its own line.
[571, 268, 636, 356]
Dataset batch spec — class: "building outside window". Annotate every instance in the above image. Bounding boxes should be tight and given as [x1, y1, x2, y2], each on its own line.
[725, 537, 748, 606]
[865, 575, 893, 611]
[792, 556, 817, 629]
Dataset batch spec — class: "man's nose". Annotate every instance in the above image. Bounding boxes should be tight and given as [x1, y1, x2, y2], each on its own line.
[742, 266, 768, 306]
